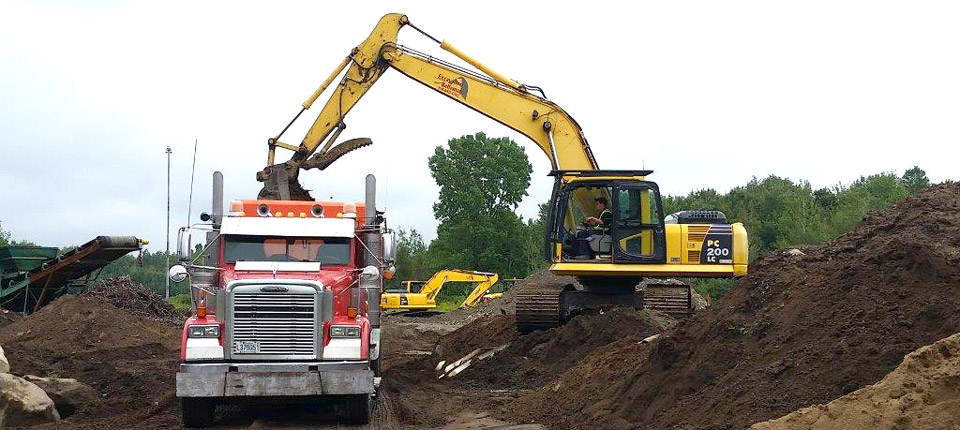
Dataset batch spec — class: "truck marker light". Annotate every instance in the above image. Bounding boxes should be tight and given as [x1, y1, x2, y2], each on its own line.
[231, 200, 244, 212]
[287, 212, 294, 217]
[347, 307, 358, 318]
[300, 212, 306, 218]
[275, 211, 283, 217]
[196, 289, 207, 318]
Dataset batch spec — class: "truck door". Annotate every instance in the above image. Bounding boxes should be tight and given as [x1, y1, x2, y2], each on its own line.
[612, 182, 666, 263]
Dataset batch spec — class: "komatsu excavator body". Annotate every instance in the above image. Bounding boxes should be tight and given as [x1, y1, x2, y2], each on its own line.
[257, 13, 749, 332]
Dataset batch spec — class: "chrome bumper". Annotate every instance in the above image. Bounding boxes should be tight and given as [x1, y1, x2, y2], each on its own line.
[177, 361, 374, 398]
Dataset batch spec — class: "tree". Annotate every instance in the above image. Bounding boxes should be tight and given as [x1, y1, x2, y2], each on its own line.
[388, 228, 432, 289]
[429, 132, 532, 221]
[0, 221, 9, 247]
[427, 133, 537, 278]
[901, 166, 931, 194]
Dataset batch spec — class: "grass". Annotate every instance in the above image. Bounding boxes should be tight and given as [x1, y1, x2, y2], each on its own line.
[169, 293, 192, 311]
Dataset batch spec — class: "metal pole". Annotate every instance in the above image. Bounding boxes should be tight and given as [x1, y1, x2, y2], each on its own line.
[165, 146, 172, 300]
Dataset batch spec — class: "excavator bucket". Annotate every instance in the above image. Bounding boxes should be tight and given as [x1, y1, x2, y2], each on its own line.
[258, 138, 373, 201]
[257, 164, 315, 201]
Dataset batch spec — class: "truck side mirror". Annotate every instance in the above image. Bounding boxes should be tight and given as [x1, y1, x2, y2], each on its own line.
[169, 264, 189, 283]
[382, 230, 397, 263]
[177, 227, 192, 261]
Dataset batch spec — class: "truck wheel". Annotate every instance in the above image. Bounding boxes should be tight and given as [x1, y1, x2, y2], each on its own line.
[340, 394, 373, 425]
[182, 397, 215, 428]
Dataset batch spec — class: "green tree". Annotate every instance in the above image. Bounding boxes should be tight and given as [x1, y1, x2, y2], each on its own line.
[0, 221, 9, 247]
[427, 133, 536, 278]
[388, 228, 432, 288]
[901, 166, 931, 194]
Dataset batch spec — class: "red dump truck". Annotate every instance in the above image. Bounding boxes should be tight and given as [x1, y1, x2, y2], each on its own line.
[169, 172, 393, 426]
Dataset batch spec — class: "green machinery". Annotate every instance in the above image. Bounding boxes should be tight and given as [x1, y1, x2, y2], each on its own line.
[0, 236, 145, 314]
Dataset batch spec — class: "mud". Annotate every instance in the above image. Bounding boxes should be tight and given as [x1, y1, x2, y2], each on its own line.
[0, 295, 182, 429]
[545, 183, 960, 429]
[751, 332, 960, 430]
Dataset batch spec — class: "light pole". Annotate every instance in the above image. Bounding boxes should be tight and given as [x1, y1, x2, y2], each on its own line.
[165, 146, 172, 300]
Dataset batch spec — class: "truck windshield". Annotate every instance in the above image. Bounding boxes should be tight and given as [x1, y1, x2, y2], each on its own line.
[224, 236, 351, 265]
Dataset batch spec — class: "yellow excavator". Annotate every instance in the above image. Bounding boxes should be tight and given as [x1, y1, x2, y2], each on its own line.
[257, 13, 749, 332]
[381, 269, 500, 311]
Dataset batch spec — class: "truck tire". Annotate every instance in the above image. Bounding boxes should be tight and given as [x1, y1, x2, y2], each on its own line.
[182, 397, 215, 428]
[340, 394, 373, 425]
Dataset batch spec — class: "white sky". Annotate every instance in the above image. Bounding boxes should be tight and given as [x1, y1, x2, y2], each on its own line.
[1, 1, 958, 249]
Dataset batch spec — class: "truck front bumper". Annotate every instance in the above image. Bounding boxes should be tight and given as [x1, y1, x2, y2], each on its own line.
[177, 361, 375, 398]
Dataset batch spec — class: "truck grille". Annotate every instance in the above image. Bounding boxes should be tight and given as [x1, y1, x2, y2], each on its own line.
[231, 292, 317, 357]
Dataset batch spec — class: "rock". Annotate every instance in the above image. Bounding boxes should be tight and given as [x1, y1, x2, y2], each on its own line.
[0, 373, 61, 427]
[785, 248, 806, 256]
[0, 345, 9, 374]
[23, 375, 99, 417]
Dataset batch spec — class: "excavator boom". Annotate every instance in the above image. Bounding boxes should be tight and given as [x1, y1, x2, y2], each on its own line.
[257, 13, 597, 200]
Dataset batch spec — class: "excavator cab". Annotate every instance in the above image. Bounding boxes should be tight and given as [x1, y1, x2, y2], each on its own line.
[545, 170, 666, 265]
[519, 169, 748, 332]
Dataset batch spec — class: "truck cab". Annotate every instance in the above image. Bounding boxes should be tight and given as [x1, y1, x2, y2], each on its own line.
[171, 173, 393, 426]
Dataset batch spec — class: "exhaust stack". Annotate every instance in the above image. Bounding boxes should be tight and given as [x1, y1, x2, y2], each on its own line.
[212, 171, 224, 228]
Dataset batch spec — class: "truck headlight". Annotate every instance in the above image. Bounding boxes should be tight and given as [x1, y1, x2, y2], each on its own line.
[330, 325, 361, 338]
[188, 325, 220, 338]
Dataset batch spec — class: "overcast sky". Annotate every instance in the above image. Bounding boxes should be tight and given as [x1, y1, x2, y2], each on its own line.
[1, 1, 958, 251]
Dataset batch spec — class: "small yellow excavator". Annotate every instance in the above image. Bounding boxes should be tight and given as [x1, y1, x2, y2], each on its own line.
[381, 269, 500, 311]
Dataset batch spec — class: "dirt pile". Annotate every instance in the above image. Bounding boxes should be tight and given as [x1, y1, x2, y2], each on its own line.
[751, 331, 960, 430]
[386, 307, 672, 428]
[546, 183, 960, 430]
[0, 308, 22, 330]
[83, 276, 188, 324]
[459, 309, 673, 389]
[0, 295, 181, 429]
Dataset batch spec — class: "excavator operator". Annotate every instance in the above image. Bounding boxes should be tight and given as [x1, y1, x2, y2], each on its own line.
[575, 197, 613, 258]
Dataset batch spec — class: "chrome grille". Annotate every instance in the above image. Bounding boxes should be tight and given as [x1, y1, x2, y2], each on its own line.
[231, 291, 317, 357]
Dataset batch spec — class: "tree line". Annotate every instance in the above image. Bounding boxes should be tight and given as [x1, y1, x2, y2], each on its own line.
[391, 133, 936, 295]
[0, 132, 938, 300]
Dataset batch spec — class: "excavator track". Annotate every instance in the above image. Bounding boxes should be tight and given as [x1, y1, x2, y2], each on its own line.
[515, 284, 568, 333]
[642, 279, 694, 318]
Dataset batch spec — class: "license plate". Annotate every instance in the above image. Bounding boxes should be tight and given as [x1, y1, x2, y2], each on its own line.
[234, 341, 260, 354]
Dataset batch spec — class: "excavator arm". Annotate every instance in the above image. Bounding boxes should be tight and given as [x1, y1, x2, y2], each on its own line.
[258, 13, 598, 199]
[460, 272, 501, 308]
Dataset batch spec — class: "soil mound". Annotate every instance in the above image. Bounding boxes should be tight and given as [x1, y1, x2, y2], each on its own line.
[83, 276, 188, 325]
[575, 183, 960, 429]
[0, 308, 22, 330]
[386, 308, 673, 428]
[751, 332, 960, 430]
[460, 308, 672, 389]
[0, 295, 181, 429]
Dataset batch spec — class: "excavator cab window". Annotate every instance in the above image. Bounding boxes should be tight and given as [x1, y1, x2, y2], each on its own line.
[548, 182, 615, 261]
[547, 180, 666, 263]
[611, 182, 666, 263]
